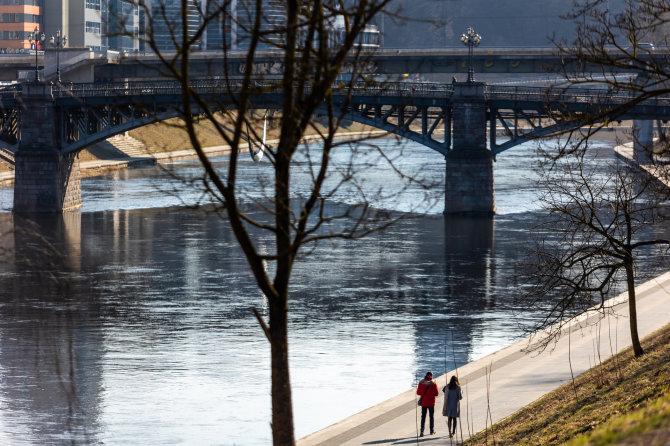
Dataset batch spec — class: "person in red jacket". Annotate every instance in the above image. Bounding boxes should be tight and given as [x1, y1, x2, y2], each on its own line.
[416, 371, 439, 436]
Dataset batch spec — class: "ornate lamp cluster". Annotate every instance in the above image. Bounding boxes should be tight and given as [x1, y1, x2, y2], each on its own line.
[460, 27, 482, 83]
[50, 30, 68, 82]
[28, 26, 45, 82]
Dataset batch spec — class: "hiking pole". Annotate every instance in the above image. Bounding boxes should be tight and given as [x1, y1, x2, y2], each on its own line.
[452, 330, 464, 443]
[445, 338, 449, 436]
[415, 372, 420, 445]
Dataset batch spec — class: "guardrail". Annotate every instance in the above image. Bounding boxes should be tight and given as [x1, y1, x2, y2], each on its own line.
[4, 79, 670, 109]
[485, 85, 670, 107]
[49, 79, 455, 99]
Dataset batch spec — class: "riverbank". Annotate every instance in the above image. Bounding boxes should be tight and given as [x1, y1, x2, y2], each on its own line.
[297, 270, 670, 445]
[0, 118, 386, 187]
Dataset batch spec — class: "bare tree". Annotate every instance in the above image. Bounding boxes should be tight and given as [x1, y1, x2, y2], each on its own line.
[520, 0, 670, 357]
[107, 1, 435, 444]
[549, 0, 670, 161]
[525, 148, 670, 357]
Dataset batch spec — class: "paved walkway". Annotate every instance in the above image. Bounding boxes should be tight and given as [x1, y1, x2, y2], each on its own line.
[297, 271, 670, 445]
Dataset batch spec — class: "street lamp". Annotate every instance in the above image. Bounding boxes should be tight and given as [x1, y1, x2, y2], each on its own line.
[460, 27, 482, 83]
[50, 30, 68, 82]
[28, 26, 45, 82]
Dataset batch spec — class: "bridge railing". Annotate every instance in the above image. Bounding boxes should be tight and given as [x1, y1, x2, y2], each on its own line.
[49, 79, 455, 100]
[485, 85, 670, 107]
[347, 82, 454, 98]
[0, 84, 21, 98]
[53, 80, 194, 98]
[7, 79, 670, 110]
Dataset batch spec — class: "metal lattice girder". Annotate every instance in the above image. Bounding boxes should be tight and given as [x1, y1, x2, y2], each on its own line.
[345, 102, 451, 154]
[489, 104, 581, 153]
[0, 108, 19, 146]
[491, 118, 586, 155]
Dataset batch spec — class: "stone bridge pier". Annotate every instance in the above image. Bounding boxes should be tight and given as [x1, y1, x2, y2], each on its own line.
[633, 119, 655, 164]
[444, 82, 495, 215]
[13, 84, 81, 213]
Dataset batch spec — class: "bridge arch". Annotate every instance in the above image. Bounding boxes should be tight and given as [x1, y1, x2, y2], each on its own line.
[63, 110, 183, 154]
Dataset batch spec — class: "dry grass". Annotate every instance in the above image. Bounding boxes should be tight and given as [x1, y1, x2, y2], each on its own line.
[0, 116, 379, 178]
[464, 323, 670, 446]
[129, 116, 229, 152]
[128, 114, 377, 153]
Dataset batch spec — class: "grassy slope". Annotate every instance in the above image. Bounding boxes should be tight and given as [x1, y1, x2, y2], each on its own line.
[128, 116, 377, 153]
[465, 323, 670, 446]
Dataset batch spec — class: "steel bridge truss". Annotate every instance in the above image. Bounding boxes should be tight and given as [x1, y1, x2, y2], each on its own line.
[3, 80, 670, 162]
[61, 102, 183, 154]
[488, 107, 586, 155]
[347, 103, 451, 154]
[0, 108, 18, 146]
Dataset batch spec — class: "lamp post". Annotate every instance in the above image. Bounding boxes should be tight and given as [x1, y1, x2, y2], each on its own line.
[50, 30, 68, 83]
[28, 26, 45, 82]
[460, 27, 482, 83]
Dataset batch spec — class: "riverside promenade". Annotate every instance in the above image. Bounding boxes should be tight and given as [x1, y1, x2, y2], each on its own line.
[298, 272, 670, 445]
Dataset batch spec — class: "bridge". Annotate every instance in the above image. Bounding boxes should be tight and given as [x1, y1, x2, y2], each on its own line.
[1, 79, 668, 214]
[1, 47, 660, 83]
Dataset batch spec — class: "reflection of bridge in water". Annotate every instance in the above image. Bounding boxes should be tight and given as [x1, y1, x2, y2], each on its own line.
[1, 79, 669, 213]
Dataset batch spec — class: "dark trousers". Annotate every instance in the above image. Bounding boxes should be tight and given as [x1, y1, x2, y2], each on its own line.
[420, 406, 434, 433]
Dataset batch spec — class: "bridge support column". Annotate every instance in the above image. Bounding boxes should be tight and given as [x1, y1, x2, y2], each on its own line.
[633, 119, 654, 164]
[444, 82, 495, 215]
[13, 83, 81, 213]
[14, 150, 81, 213]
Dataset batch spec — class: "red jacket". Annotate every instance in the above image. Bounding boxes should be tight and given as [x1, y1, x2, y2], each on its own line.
[417, 378, 439, 407]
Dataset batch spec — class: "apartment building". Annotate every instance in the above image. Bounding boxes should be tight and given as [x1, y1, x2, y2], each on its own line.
[232, 0, 284, 50]
[0, 0, 139, 52]
[0, 0, 285, 53]
[45, 0, 139, 51]
[0, 0, 43, 51]
[150, 0, 202, 51]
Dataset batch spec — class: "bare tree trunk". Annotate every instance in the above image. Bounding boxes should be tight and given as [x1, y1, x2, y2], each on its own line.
[270, 293, 295, 445]
[625, 260, 644, 357]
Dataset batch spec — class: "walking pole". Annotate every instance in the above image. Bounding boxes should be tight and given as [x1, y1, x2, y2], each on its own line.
[445, 338, 449, 437]
[452, 330, 464, 444]
[415, 372, 420, 445]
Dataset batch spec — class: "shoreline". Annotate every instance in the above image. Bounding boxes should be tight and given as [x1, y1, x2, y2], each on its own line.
[0, 121, 637, 188]
[297, 269, 670, 445]
[0, 130, 388, 189]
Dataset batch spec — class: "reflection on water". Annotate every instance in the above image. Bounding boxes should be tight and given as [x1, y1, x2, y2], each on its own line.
[0, 139, 667, 445]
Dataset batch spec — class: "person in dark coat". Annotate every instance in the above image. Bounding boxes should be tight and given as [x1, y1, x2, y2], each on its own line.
[416, 371, 439, 436]
[442, 375, 463, 438]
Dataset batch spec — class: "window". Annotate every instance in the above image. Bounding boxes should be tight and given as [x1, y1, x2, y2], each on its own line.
[0, 1, 43, 5]
[86, 0, 100, 10]
[85, 21, 101, 34]
[2, 30, 32, 40]
[1, 13, 39, 23]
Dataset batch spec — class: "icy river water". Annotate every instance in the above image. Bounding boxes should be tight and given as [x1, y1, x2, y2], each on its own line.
[0, 136, 667, 445]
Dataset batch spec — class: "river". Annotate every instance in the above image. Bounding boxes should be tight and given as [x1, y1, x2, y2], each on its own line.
[0, 137, 666, 445]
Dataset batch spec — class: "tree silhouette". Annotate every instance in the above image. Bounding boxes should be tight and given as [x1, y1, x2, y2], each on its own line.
[114, 1, 436, 444]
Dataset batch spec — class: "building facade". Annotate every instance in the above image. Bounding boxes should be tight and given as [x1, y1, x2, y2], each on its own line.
[0, 0, 43, 51]
[231, 0, 284, 50]
[151, 0, 202, 51]
[1, 0, 350, 53]
[0, 0, 140, 52]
